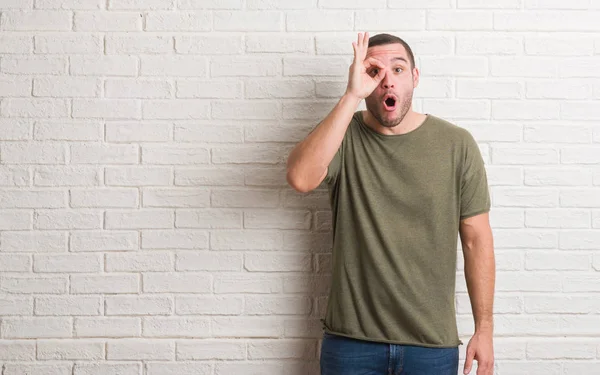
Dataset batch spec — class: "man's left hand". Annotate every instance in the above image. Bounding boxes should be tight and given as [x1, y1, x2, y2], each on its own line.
[463, 331, 494, 374]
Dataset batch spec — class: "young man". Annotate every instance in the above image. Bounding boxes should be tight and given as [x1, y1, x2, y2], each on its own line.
[286, 32, 495, 375]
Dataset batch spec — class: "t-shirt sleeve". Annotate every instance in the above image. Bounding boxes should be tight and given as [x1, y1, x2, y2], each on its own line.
[323, 146, 342, 186]
[460, 132, 491, 220]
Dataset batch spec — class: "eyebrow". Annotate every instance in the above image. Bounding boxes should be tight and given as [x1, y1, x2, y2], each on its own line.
[392, 57, 408, 64]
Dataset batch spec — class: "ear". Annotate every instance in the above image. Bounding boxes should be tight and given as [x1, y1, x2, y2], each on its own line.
[412, 67, 420, 88]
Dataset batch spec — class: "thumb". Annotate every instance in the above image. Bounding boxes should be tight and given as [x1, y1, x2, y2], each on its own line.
[463, 348, 474, 374]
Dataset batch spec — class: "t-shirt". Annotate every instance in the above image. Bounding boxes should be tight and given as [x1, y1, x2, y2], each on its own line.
[320, 111, 491, 348]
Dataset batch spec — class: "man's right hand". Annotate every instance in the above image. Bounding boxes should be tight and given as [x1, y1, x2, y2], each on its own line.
[345, 32, 386, 100]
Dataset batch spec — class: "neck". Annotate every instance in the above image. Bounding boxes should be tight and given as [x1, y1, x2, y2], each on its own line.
[362, 108, 426, 136]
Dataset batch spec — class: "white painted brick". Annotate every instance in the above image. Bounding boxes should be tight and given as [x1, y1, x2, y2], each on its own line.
[526, 0, 590, 9]
[248, 339, 315, 359]
[0, 0, 33, 9]
[71, 274, 139, 293]
[245, 295, 310, 315]
[174, 124, 243, 143]
[141, 229, 208, 249]
[213, 100, 281, 119]
[245, 167, 287, 186]
[595, 211, 600, 228]
[494, 11, 600, 32]
[212, 230, 281, 250]
[109, 0, 174, 9]
[70, 188, 138, 208]
[320, 0, 385, 7]
[1, 317, 71, 338]
[212, 189, 280, 208]
[245, 253, 312, 272]
[141, 56, 207, 77]
[176, 295, 243, 314]
[0, 189, 66, 209]
[175, 209, 242, 228]
[214, 274, 282, 293]
[3, 364, 72, 375]
[106, 35, 172, 54]
[560, 189, 600, 208]
[212, 144, 288, 164]
[284, 318, 322, 337]
[36, 0, 103, 9]
[35, 121, 103, 141]
[1, 142, 66, 164]
[105, 166, 171, 186]
[0, 231, 67, 252]
[355, 10, 425, 30]
[143, 272, 211, 293]
[244, 210, 310, 229]
[105, 295, 172, 315]
[215, 11, 281, 31]
[428, 10, 492, 30]
[461, 123, 521, 142]
[1, 276, 67, 294]
[106, 122, 172, 142]
[176, 251, 242, 271]
[559, 58, 600, 78]
[495, 272, 562, 292]
[143, 99, 209, 119]
[70, 56, 138, 76]
[106, 251, 173, 271]
[526, 36, 594, 56]
[211, 57, 280, 77]
[246, 0, 314, 9]
[34, 33, 103, 54]
[244, 123, 312, 143]
[143, 188, 209, 207]
[176, 80, 242, 98]
[283, 100, 338, 120]
[142, 316, 210, 337]
[563, 362, 600, 374]
[0, 253, 31, 271]
[286, 10, 352, 31]
[1, 10, 71, 31]
[493, 100, 560, 120]
[493, 188, 558, 207]
[0, 166, 30, 187]
[74, 11, 142, 31]
[142, 145, 209, 164]
[247, 34, 311, 53]
[174, 167, 244, 186]
[491, 57, 558, 78]
[146, 363, 211, 375]
[458, 0, 520, 7]
[389, 0, 451, 7]
[526, 296, 600, 314]
[561, 101, 600, 120]
[176, 35, 242, 54]
[105, 209, 174, 229]
[246, 79, 313, 99]
[176, 339, 245, 359]
[422, 99, 490, 119]
[105, 79, 172, 99]
[284, 56, 350, 76]
[0, 76, 32, 97]
[73, 99, 141, 119]
[457, 34, 522, 55]
[1, 98, 69, 117]
[420, 57, 487, 77]
[70, 143, 138, 164]
[34, 166, 100, 186]
[34, 253, 102, 273]
[74, 363, 141, 375]
[0, 340, 36, 360]
[525, 251, 590, 270]
[0, 297, 33, 318]
[212, 317, 283, 337]
[526, 209, 590, 228]
[146, 11, 210, 31]
[560, 230, 600, 249]
[526, 80, 591, 99]
[70, 231, 138, 252]
[0, 210, 32, 230]
[492, 145, 558, 164]
[216, 362, 317, 375]
[563, 274, 600, 293]
[561, 146, 600, 164]
[1, 55, 66, 74]
[35, 296, 101, 316]
[74, 317, 141, 337]
[107, 339, 174, 360]
[524, 167, 592, 186]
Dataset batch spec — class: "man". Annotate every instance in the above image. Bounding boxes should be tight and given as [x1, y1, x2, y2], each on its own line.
[286, 32, 495, 375]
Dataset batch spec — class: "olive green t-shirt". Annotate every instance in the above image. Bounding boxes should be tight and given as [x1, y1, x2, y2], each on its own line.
[321, 111, 491, 348]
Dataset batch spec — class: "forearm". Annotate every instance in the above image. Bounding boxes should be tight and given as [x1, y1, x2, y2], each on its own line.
[462, 235, 496, 333]
[286, 93, 361, 192]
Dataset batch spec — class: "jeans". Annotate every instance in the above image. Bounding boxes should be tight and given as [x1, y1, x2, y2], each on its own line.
[320, 332, 459, 375]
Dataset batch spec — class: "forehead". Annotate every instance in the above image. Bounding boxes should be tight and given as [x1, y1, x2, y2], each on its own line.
[366, 43, 410, 63]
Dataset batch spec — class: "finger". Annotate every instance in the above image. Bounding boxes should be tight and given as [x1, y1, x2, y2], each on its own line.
[463, 351, 474, 374]
[357, 32, 362, 48]
[352, 41, 357, 58]
[364, 57, 385, 70]
[364, 31, 369, 46]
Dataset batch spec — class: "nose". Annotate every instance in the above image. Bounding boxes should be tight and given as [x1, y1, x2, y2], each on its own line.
[381, 72, 394, 89]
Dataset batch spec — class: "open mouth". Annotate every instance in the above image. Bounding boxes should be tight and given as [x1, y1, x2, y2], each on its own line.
[383, 95, 397, 111]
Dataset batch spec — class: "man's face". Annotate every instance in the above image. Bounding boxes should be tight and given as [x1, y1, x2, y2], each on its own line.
[364, 43, 419, 128]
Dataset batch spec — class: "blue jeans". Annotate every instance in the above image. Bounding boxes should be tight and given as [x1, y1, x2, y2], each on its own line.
[320, 332, 459, 375]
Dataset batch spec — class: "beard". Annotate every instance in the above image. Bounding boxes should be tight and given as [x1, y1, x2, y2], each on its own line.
[365, 89, 413, 128]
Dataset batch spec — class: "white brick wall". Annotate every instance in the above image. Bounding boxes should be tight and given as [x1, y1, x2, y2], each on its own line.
[0, 1, 599, 375]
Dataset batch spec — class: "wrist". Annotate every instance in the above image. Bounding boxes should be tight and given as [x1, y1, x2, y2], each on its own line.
[342, 92, 362, 106]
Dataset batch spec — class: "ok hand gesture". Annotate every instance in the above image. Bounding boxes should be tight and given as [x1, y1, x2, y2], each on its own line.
[345, 32, 386, 100]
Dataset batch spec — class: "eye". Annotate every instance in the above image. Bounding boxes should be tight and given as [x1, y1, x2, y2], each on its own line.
[370, 68, 379, 76]
[395, 67, 403, 73]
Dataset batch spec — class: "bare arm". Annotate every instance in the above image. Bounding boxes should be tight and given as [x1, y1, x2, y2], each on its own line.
[460, 212, 495, 375]
[286, 32, 385, 193]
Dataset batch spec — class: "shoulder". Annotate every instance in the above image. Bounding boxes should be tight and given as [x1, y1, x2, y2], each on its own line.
[427, 114, 477, 147]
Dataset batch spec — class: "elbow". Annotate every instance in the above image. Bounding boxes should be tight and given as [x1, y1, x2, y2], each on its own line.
[286, 169, 314, 193]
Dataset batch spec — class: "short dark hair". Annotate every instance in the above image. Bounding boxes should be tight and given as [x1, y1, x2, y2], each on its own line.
[368, 33, 415, 69]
